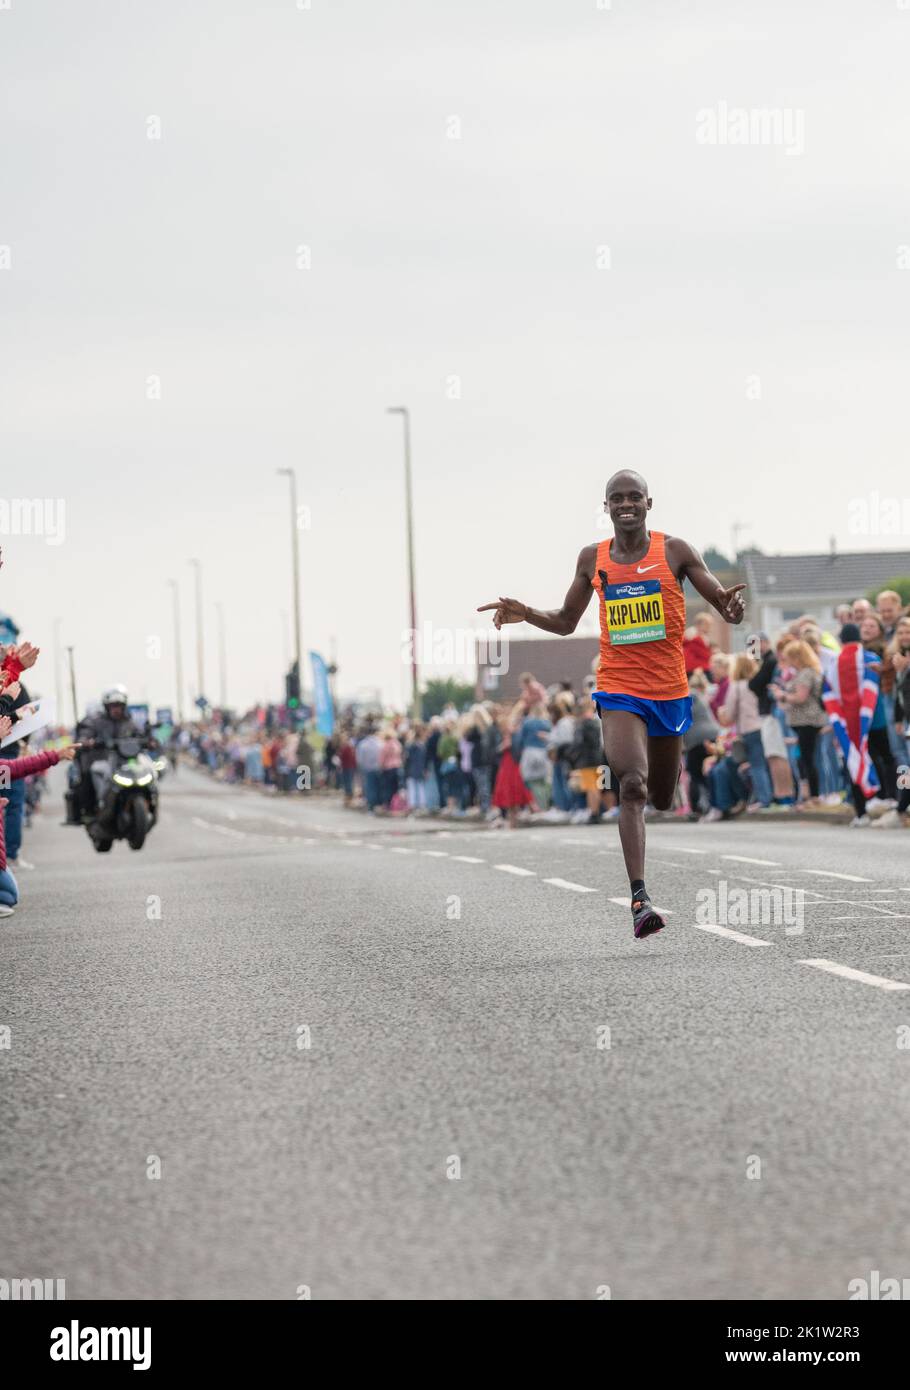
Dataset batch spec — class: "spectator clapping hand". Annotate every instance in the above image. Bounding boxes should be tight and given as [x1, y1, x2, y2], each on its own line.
[11, 641, 40, 670]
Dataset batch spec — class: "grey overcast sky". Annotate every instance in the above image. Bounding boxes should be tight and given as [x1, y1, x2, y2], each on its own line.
[3, 1, 909, 714]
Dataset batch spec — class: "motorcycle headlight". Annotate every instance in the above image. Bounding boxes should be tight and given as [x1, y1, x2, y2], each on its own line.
[113, 773, 133, 787]
[136, 773, 153, 786]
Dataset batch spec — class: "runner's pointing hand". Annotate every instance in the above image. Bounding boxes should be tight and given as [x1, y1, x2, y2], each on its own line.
[477, 597, 528, 630]
[717, 583, 746, 625]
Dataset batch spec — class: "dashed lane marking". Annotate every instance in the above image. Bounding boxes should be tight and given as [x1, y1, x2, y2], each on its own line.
[721, 855, 781, 866]
[421, 850, 449, 858]
[692, 923, 773, 947]
[452, 855, 485, 863]
[804, 869, 873, 883]
[192, 817, 246, 839]
[544, 878, 598, 893]
[797, 959, 910, 992]
[495, 864, 536, 877]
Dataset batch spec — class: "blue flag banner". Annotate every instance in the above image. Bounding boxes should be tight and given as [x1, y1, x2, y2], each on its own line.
[0, 612, 20, 647]
[309, 651, 335, 737]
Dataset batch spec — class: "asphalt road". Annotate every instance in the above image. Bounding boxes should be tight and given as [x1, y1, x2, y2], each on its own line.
[2, 766, 909, 1300]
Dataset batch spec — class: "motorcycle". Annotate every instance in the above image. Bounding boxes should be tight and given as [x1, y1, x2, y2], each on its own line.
[84, 736, 160, 853]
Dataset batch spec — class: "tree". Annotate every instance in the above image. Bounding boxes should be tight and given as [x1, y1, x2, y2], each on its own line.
[703, 546, 732, 571]
[866, 576, 910, 606]
[421, 678, 476, 719]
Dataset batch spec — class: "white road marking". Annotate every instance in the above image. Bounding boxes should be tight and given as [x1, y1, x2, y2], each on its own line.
[544, 878, 598, 893]
[341, 839, 363, 847]
[721, 855, 781, 866]
[797, 958, 910, 992]
[673, 848, 707, 854]
[495, 864, 536, 876]
[452, 855, 485, 863]
[692, 922, 773, 947]
[730, 875, 831, 900]
[192, 817, 246, 839]
[367, 844, 383, 851]
[421, 850, 449, 858]
[609, 897, 673, 915]
[390, 847, 415, 854]
[830, 909, 910, 920]
[804, 869, 873, 883]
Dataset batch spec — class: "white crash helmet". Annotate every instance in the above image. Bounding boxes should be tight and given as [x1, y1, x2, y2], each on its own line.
[102, 684, 129, 711]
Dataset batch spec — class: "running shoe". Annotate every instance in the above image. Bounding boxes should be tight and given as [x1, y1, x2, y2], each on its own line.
[631, 895, 665, 940]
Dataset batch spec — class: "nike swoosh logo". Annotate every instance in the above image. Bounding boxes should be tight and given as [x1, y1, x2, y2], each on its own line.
[637, 563, 659, 573]
[675, 720, 686, 731]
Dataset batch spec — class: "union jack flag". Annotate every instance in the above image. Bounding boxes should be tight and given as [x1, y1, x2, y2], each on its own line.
[822, 643, 880, 797]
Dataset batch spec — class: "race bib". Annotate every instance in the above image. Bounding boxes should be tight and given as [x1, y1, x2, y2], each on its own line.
[603, 579, 666, 645]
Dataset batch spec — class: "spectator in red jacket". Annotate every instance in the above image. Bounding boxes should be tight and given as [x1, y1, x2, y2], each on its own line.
[684, 611, 715, 675]
[0, 733, 78, 916]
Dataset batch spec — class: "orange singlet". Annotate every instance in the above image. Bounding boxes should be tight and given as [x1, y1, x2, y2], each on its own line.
[591, 530, 688, 700]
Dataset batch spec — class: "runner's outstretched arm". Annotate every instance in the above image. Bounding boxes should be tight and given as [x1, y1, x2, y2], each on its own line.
[667, 538, 746, 625]
[477, 544, 596, 635]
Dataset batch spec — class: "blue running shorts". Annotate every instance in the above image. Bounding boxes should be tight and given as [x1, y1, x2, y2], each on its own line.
[592, 692, 693, 738]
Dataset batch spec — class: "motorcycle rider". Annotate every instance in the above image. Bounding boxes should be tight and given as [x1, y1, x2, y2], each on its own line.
[66, 686, 141, 824]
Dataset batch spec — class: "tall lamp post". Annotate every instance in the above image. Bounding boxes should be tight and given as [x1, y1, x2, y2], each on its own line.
[387, 406, 419, 719]
[216, 601, 227, 710]
[277, 468, 303, 696]
[167, 579, 185, 723]
[66, 645, 78, 726]
[188, 558, 205, 709]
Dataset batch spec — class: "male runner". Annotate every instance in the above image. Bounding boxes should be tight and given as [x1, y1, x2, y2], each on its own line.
[478, 470, 745, 939]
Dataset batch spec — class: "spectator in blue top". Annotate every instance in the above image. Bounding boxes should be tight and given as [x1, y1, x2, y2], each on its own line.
[515, 700, 552, 810]
[403, 726, 427, 811]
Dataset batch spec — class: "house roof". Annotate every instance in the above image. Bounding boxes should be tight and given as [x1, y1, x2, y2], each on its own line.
[474, 634, 598, 701]
[744, 550, 910, 598]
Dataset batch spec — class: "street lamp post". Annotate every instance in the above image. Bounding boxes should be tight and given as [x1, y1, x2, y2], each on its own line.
[387, 406, 419, 719]
[167, 579, 185, 723]
[188, 558, 205, 710]
[66, 645, 78, 726]
[216, 601, 227, 710]
[277, 468, 303, 695]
